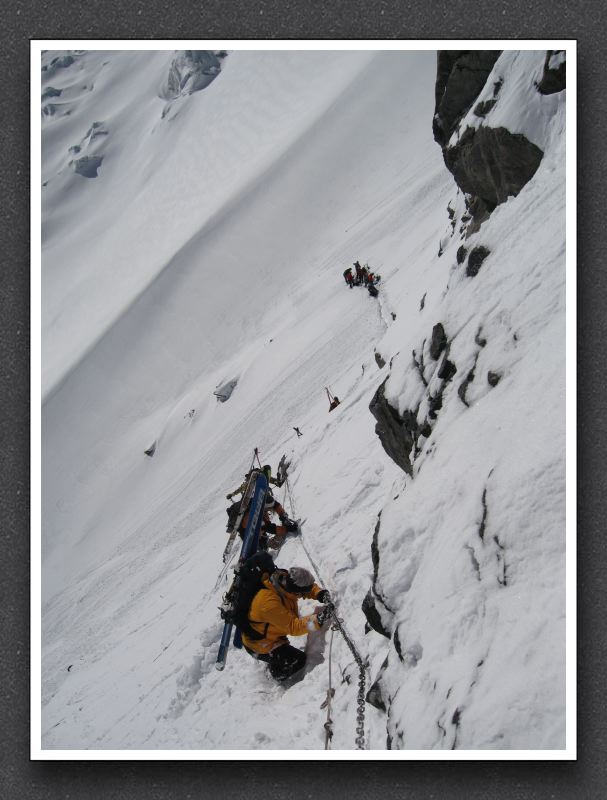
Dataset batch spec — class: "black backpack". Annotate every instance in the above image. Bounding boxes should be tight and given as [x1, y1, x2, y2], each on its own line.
[230, 552, 277, 640]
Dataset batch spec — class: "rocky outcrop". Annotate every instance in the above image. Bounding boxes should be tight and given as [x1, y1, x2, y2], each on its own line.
[466, 245, 491, 277]
[42, 87, 62, 101]
[369, 314, 506, 477]
[444, 126, 543, 213]
[374, 350, 386, 369]
[429, 323, 447, 360]
[214, 377, 238, 402]
[456, 245, 468, 265]
[369, 379, 416, 476]
[361, 513, 393, 638]
[41, 54, 75, 78]
[537, 50, 566, 95]
[72, 155, 103, 178]
[162, 51, 226, 105]
[433, 51, 502, 147]
[366, 656, 389, 712]
[370, 321, 466, 473]
[66, 122, 108, 179]
[434, 50, 548, 232]
[362, 590, 391, 639]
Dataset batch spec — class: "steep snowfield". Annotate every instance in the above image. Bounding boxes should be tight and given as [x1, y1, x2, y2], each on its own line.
[38, 47, 568, 752]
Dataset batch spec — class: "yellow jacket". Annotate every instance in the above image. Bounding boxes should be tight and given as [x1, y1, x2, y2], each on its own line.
[242, 576, 322, 654]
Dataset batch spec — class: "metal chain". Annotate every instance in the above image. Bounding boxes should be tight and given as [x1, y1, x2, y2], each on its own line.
[329, 612, 366, 750]
[286, 477, 367, 750]
[324, 627, 335, 750]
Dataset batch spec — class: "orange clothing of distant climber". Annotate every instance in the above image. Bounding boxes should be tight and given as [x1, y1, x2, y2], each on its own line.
[242, 575, 323, 654]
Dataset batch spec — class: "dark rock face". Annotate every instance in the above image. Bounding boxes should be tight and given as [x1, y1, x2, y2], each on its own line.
[369, 379, 414, 475]
[474, 98, 497, 117]
[433, 51, 545, 231]
[374, 351, 386, 369]
[466, 245, 491, 277]
[362, 513, 393, 637]
[370, 324, 462, 472]
[458, 365, 476, 407]
[42, 54, 75, 77]
[362, 589, 391, 638]
[437, 358, 457, 382]
[429, 323, 447, 360]
[42, 86, 62, 101]
[444, 126, 544, 211]
[538, 50, 566, 95]
[54, 55, 74, 69]
[393, 627, 404, 662]
[456, 245, 468, 265]
[370, 513, 381, 579]
[366, 682, 386, 712]
[366, 656, 389, 712]
[214, 377, 238, 402]
[164, 51, 224, 100]
[433, 51, 502, 147]
[487, 370, 502, 387]
[72, 155, 103, 178]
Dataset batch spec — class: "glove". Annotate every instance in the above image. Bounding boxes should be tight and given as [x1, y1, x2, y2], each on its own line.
[316, 603, 334, 626]
[316, 589, 331, 604]
[226, 493, 232, 500]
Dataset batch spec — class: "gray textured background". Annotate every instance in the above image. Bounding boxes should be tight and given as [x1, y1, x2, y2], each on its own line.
[3, 1, 603, 797]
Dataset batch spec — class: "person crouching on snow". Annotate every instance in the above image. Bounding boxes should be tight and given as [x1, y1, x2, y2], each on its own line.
[242, 567, 333, 681]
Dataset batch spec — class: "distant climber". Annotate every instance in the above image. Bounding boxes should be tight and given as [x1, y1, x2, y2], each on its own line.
[293, 427, 303, 437]
[226, 465, 298, 548]
[343, 267, 354, 288]
[241, 563, 333, 681]
[367, 282, 378, 298]
[354, 261, 363, 285]
[325, 386, 341, 412]
[226, 464, 281, 501]
[258, 488, 300, 549]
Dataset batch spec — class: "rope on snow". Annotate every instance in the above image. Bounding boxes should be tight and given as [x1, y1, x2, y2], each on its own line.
[284, 476, 368, 750]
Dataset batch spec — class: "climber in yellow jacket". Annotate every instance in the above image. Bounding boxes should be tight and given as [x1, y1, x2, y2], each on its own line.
[242, 566, 333, 681]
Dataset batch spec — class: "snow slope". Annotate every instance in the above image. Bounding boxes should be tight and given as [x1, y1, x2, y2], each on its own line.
[39, 47, 568, 752]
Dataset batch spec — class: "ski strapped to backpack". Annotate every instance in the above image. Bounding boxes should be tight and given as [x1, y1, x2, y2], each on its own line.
[222, 471, 257, 563]
[216, 470, 269, 669]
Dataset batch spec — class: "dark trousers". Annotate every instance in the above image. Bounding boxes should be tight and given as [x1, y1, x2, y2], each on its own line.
[246, 643, 306, 681]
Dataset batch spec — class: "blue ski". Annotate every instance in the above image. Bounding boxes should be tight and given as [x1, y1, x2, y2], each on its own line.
[216, 472, 268, 669]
